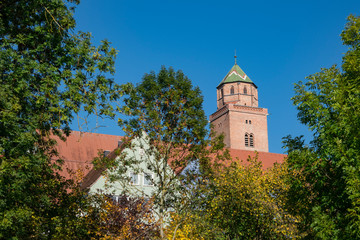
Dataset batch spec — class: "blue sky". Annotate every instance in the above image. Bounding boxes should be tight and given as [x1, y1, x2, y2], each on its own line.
[73, 0, 360, 153]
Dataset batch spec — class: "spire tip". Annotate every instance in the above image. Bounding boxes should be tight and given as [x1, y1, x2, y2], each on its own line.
[234, 50, 237, 65]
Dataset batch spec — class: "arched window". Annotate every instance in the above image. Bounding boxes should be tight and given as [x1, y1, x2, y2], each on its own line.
[250, 134, 254, 147]
[230, 86, 235, 95]
[245, 133, 249, 147]
[244, 87, 247, 94]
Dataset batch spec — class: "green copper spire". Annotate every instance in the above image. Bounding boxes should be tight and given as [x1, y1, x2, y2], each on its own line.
[217, 59, 254, 88]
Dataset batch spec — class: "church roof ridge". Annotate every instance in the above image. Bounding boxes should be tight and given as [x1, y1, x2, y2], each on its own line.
[217, 63, 254, 88]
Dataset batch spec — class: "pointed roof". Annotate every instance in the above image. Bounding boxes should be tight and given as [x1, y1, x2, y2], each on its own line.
[217, 63, 256, 88]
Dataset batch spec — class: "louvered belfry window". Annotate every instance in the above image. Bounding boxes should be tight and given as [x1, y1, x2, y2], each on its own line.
[250, 134, 254, 147]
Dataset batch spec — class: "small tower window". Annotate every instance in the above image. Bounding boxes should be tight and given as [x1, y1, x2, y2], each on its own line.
[245, 133, 249, 147]
[230, 86, 235, 95]
[244, 87, 247, 94]
[250, 134, 254, 147]
[245, 120, 248, 124]
[249, 120, 252, 124]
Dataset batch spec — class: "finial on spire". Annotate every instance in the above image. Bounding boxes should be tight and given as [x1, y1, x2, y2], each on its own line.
[234, 49, 237, 65]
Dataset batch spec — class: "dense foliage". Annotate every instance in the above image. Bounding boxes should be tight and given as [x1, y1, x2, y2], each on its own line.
[166, 156, 300, 240]
[0, 0, 121, 238]
[283, 15, 360, 239]
[87, 195, 160, 239]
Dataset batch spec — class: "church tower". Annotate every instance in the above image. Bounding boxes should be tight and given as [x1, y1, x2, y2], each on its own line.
[209, 58, 269, 152]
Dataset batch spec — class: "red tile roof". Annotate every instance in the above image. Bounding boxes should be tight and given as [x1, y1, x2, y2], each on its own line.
[54, 131, 123, 180]
[227, 149, 286, 169]
[54, 131, 286, 185]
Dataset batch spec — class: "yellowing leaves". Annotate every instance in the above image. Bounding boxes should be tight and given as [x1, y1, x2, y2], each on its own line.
[167, 155, 301, 239]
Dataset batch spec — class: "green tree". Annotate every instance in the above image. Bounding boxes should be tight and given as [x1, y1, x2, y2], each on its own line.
[283, 15, 360, 239]
[103, 66, 209, 239]
[0, 0, 121, 238]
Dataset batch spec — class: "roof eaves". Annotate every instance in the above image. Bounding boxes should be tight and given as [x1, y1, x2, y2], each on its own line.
[217, 80, 258, 89]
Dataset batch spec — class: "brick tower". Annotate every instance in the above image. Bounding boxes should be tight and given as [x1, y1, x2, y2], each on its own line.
[209, 58, 269, 152]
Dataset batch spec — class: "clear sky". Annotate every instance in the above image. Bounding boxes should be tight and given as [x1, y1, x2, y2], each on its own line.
[72, 0, 360, 153]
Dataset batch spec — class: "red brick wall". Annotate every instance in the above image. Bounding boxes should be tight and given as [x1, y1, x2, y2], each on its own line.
[228, 105, 268, 152]
[210, 105, 231, 147]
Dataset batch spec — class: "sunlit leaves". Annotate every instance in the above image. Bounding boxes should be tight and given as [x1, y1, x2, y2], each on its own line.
[283, 15, 360, 239]
[168, 156, 301, 240]
[0, 0, 122, 238]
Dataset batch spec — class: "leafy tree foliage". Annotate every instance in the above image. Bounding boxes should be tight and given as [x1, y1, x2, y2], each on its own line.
[166, 156, 300, 240]
[283, 15, 360, 239]
[104, 66, 209, 239]
[0, 0, 121, 238]
[86, 194, 160, 240]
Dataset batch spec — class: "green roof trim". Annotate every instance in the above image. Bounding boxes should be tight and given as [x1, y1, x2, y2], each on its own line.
[217, 64, 255, 87]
